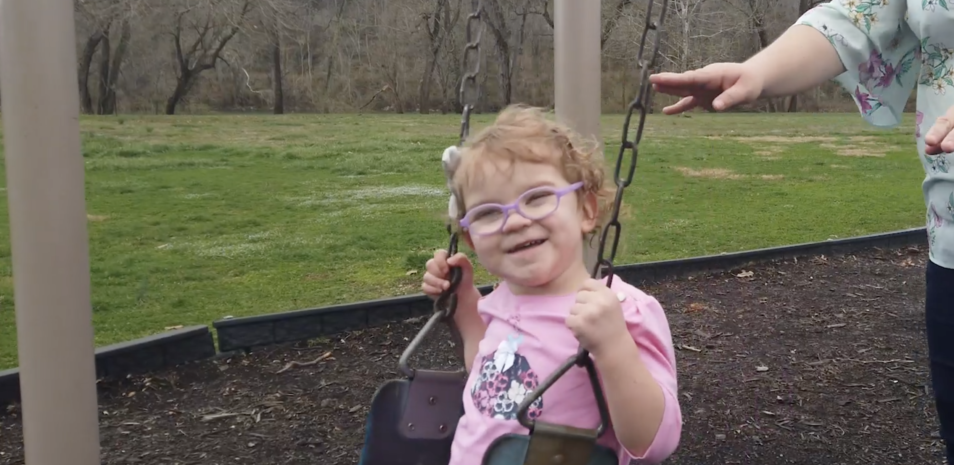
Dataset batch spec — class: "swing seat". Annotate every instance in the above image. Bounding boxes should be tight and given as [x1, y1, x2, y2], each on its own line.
[479, 347, 619, 465]
[483, 427, 618, 465]
[358, 368, 467, 465]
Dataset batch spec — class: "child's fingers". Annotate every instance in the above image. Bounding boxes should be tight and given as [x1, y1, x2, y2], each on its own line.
[446, 252, 472, 272]
[422, 272, 450, 291]
[426, 252, 450, 276]
[421, 275, 447, 295]
[421, 281, 444, 296]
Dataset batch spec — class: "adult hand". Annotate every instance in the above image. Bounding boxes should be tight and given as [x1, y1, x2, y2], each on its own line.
[925, 106, 954, 155]
[649, 62, 765, 114]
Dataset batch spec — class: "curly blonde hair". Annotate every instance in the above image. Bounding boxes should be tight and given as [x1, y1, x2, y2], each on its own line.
[450, 104, 616, 237]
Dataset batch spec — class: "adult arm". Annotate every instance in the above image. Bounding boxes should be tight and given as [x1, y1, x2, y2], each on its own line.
[745, 24, 846, 99]
[653, 1, 917, 121]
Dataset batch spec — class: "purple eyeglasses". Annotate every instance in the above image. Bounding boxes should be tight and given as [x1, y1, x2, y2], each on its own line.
[459, 182, 584, 236]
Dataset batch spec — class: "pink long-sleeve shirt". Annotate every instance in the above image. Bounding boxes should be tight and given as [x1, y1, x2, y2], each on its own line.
[448, 276, 682, 465]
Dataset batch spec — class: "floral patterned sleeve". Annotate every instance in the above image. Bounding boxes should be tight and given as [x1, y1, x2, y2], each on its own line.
[796, 0, 920, 128]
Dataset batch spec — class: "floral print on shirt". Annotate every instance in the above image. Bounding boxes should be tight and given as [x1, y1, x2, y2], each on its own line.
[469, 334, 543, 421]
[843, 0, 887, 32]
[927, 152, 952, 173]
[854, 46, 918, 116]
[930, 203, 943, 247]
[923, 0, 949, 12]
[918, 37, 954, 94]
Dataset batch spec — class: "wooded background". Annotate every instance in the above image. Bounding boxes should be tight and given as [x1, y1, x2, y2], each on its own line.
[66, 0, 872, 116]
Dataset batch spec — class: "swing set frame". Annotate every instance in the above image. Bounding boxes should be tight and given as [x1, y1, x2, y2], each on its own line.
[2, 0, 665, 464]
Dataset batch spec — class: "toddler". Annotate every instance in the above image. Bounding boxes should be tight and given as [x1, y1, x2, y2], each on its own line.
[422, 105, 682, 465]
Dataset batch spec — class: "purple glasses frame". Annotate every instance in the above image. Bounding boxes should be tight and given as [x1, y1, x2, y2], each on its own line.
[458, 181, 585, 236]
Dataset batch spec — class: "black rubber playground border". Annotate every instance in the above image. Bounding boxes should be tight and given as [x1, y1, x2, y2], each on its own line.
[212, 227, 927, 353]
[0, 325, 215, 407]
[0, 226, 928, 407]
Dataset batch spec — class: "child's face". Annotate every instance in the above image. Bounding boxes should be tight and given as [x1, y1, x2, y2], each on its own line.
[459, 158, 598, 294]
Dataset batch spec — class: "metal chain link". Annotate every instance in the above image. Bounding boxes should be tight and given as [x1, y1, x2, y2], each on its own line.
[592, 0, 669, 290]
[434, 0, 482, 323]
[458, 0, 483, 146]
[398, 0, 482, 377]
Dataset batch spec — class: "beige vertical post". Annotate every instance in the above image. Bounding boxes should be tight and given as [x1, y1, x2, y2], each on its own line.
[1, 0, 102, 464]
[554, 0, 602, 273]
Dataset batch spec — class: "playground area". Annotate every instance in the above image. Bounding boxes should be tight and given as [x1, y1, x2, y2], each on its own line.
[0, 110, 940, 464]
[0, 241, 943, 464]
[2, 0, 949, 463]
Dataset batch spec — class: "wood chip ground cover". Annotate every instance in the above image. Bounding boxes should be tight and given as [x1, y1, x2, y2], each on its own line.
[0, 244, 942, 464]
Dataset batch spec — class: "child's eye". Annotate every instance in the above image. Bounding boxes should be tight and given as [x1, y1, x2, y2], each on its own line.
[471, 208, 500, 220]
[527, 192, 554, 203]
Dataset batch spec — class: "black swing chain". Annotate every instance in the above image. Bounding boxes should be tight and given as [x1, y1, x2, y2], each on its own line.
[515, 0, 670, 433]
[396, 0, 482, 379]
[591, 0, 669, 293]
[434, 0, 482, 323]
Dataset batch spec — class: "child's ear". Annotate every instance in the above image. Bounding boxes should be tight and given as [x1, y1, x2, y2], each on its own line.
[580, 192, 600, 234]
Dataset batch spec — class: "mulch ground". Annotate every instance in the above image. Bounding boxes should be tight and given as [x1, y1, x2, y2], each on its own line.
[0, 244, 944, 464]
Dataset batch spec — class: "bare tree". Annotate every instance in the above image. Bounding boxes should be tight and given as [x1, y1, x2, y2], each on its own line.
[76, 0, 136, 114]
[62, 0, 859, 115]
[164, 0, 251, 115]
[417, 0, 462, 114]
[241, 0, 306, 114]
[482, 0, 535, 106]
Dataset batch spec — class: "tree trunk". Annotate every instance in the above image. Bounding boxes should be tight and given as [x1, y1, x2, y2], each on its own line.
[786, 95, 798, 112]
[78, 31, 104, 115]
[96, 33, 111, 115]
[271, 32, 284, 114]
[166, 72, 193, 115]
[100, 19, 131, 115]
[495, 40, 513, 106]
[418, 54, 439, 114]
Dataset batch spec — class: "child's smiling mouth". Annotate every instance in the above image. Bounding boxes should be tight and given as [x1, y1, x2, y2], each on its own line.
[506, 238, 547, 254]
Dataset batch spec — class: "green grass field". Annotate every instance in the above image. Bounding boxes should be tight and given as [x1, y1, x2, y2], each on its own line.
[0, 112, 928, 369]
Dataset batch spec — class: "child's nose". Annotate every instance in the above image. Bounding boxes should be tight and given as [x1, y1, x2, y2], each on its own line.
[501, 211, 532, 232]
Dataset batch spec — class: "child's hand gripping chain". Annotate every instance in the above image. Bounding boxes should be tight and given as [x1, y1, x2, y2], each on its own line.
[566, 278, 630, 358]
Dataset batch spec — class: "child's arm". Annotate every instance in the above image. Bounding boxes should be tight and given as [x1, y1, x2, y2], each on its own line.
[593, 335, 676, 460]
[582, 289, 681, 463]
[422, 250, 487, 373]
[453, 285, 487, 373]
